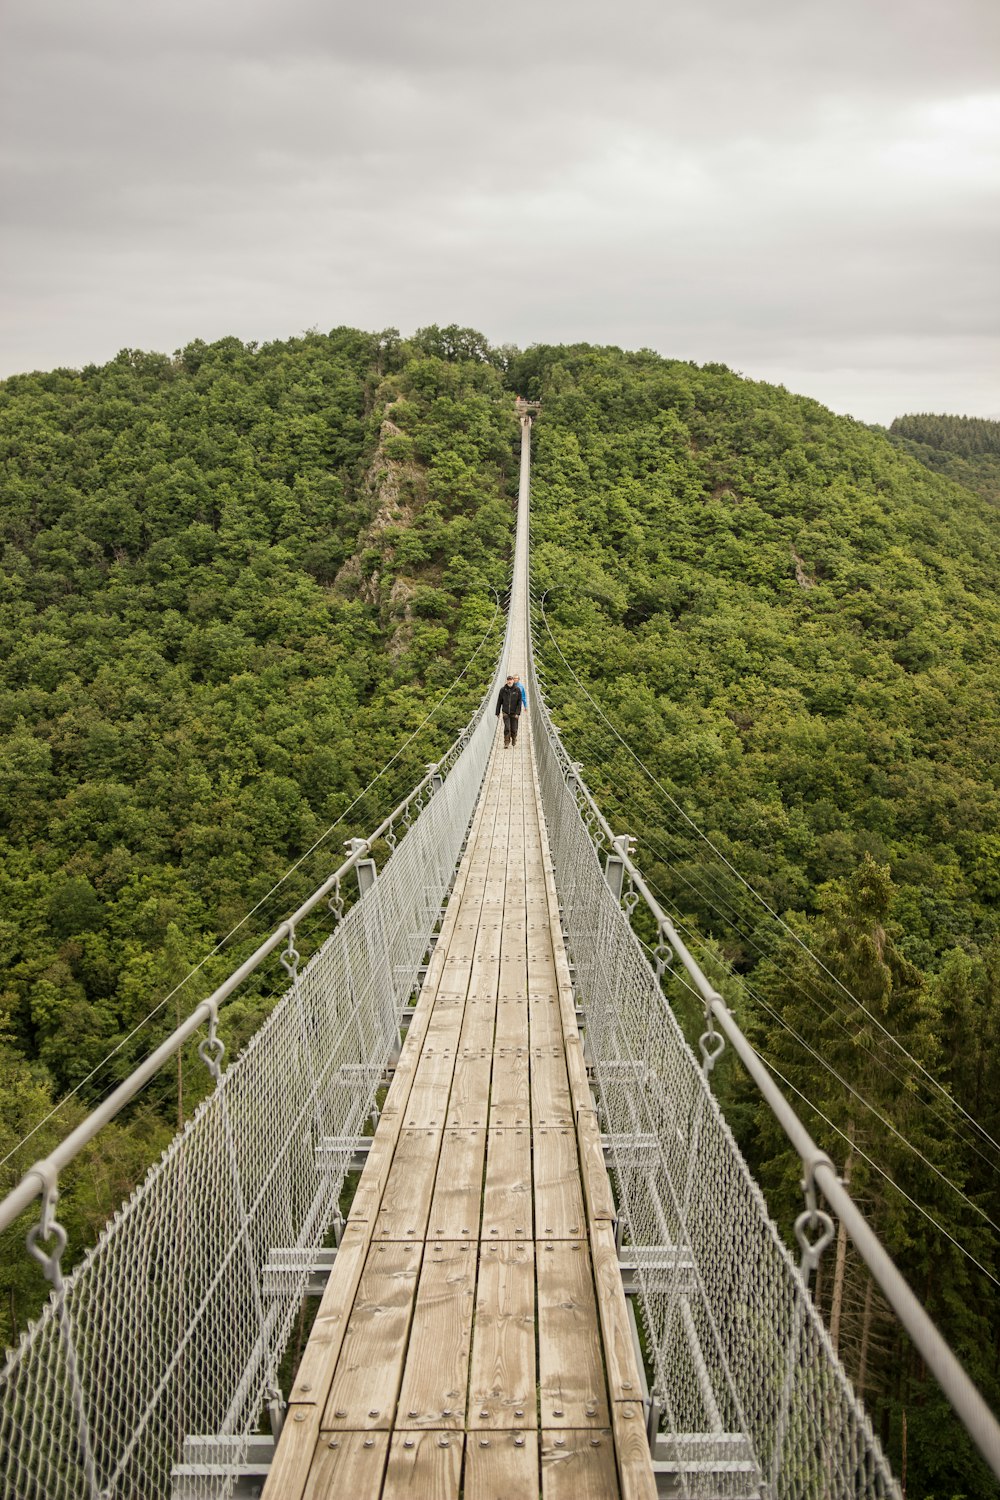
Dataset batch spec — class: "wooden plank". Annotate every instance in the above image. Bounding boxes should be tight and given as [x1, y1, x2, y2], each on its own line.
[444, 1049, 492, 1129]
[469, 931, 505, 996]
[531, 1047, 572, 1126]
[488, 1047, 530, 1129]
[468, 1241, 537, 1429]
[562, 1033, 591, 1115]
[609, 1401, 658, 1500]
[427, 1129, 486, 1240]
[459, 1002, 497, 1053]
[464, 1431, 539, 1499]
[498, 951, 527, 1001]
[533, 1127, 586, 1241]
[528, 994, 562, 1045]
[481, 1128, 532, 1242]
[590, 1221, 644, 1402]
[404, 1050, 457, 1129]
[540, 1430, 619, 1500]
[379, 1057, 419, 1121]
[537, 1241, 610, 1428]
[322, 1242, 421, 1430]
[348, 1121, 402, 1225]
[494, 996, 529, 1047]
[576, 1108, 617, 1223]
[299, 1430, 390, 1500]
[396, 1242, 475, 1429]
[381, 1430, 463, 1500]
[373, 1129, 442, 1242]
[290, 1221, 370, 1403]
[424, 1001, 465, 1050]
[260, 1407, 321, 1500]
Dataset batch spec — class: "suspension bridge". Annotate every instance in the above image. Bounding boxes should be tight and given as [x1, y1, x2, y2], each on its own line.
[2, 412, 999, 1499]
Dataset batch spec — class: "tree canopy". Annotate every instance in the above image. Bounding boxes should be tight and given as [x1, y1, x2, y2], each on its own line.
[2, 330, 999, 1495]
[519, 343, 1000, 1498]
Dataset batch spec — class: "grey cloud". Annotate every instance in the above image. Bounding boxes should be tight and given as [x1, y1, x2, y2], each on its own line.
[1, 0, 998, 422]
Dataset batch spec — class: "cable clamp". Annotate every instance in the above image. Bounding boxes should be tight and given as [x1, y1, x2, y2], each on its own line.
[699, 1028, 726, 1075]
[327, 876, 344, 922]
[25, 1160, 68, 1288]
[198, 1000, 226, 1081]
[653, 923, 675, 981]
[280, 924, 301, 980]
[795, 1150, 837, 1281]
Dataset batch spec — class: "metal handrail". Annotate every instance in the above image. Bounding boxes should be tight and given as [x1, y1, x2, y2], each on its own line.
[529, 665, 1000, 1483]
[0, 706, 486, 1241]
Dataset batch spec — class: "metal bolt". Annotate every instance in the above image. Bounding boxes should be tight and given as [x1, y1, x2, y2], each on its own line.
[622, 1381, 633, 1391]
[442, 1408, 452, 1417]
[368, 1409, 379, 1418]
[480, 1408, 490, 1418]
[514, 1408, 524, 1418]
[479, 1439, 490, 1448]
[299, 1382, 312, 1392]
[293, 1412, 306, 1424]
[590, 1437, 602, 1448]
[328, 1439, 339, 1449]
[555, 1437, 566, 1448]
[334, 1408, 346, 1418]
[438, 1438, 450, 1449]
[554, 1408, 563, 1418]
[403, 1439, 414, 1450]
[408, 1410, 418, 1418]
[363, 1438, 375, 1449]
[514, 1436, 525, 1448]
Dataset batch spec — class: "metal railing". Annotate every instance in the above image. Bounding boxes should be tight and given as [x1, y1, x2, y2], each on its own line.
[527, 627, 1000, 1493]
[3, 408, 997, 1500]
[0, 690, 498, 1500]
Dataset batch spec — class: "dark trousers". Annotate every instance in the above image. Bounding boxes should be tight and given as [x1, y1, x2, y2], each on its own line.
[502, 711, 520, 743]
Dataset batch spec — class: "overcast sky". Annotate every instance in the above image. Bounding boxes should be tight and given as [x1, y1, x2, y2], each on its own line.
[1, 0, 997, 423]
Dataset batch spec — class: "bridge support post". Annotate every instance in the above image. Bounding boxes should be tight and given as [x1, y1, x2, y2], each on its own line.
[605, 833, 636, 903]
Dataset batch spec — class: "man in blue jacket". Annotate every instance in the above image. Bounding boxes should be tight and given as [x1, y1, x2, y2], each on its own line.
[496, 674, 523, 748]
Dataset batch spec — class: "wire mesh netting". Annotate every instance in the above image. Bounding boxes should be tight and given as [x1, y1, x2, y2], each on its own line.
[529, 684, 900, 1500]
[0, 700, 495, 1500]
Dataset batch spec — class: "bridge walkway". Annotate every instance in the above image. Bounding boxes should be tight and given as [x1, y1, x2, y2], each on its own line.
[262, 679, 656, 1495]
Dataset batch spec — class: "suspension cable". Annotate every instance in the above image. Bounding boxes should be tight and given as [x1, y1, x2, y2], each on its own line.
[1, 597, 503, 1172]
[606, 780, 1000, 1185]
[640, 940, 1000, 1292]
[535, 589, 1000, 1160]
[535, 619, 1000, 1178]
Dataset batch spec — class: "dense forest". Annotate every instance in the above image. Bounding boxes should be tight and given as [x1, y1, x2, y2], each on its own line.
[888, 412, 1000, 507]
[516, 345, 1000, 1498]
[2, 330, 999, 1496]
[0, 326, 515, 1342]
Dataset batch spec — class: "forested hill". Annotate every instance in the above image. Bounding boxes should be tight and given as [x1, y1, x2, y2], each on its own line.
[888, 411, 1000, 506]
[515, 344, 1000, 1497]
[0, 327, 515, 1337]
[3, 331, 999, 1495]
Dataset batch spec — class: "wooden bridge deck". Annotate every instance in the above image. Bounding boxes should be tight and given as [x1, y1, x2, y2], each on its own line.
[262, 701, 655, 1497]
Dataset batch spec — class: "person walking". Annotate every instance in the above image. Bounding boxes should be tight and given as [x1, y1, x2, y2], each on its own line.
[496, 674, 523, 748]
[514, 675, 527, 709]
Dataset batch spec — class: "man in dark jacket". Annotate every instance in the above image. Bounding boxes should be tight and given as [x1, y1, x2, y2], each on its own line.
[496, 674, 522, 748]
